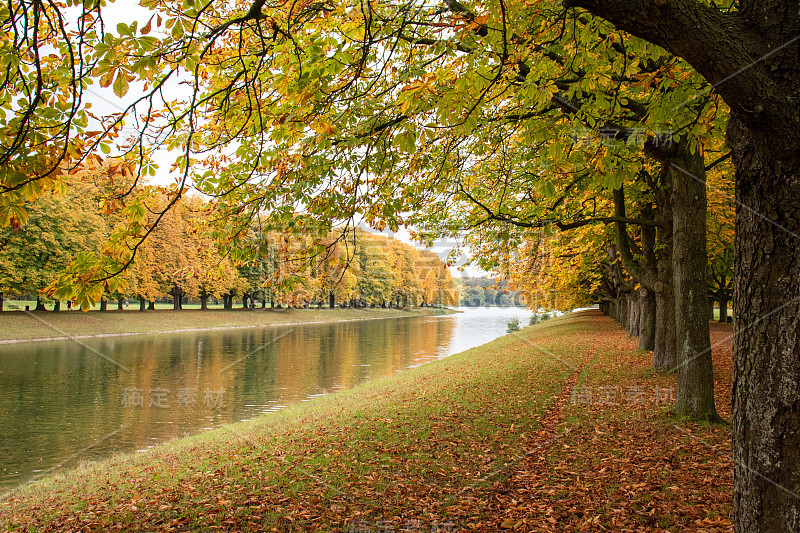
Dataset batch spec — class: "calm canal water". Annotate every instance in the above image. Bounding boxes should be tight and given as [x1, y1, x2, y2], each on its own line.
[0, 307, 531, 491]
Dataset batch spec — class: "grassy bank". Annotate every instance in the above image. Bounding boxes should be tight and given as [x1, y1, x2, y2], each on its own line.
[0, 307, 452, 343]
[1, 311, 734, 532]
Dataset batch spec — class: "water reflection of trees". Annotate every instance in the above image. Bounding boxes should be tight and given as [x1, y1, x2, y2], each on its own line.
[0, 317, 456, 488]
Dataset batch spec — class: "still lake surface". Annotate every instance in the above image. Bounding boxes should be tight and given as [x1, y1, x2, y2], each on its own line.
[0, 306, 532, 490]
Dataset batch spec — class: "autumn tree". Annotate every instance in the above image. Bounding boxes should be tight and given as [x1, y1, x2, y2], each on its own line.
[706, 157, 735, 323]
[416, 250, 457, 306]
[0, 182, 105, 310]
[351, 231, 394, 306]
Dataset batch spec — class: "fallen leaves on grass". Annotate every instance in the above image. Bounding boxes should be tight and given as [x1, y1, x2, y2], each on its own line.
[1, 312, 734, 532]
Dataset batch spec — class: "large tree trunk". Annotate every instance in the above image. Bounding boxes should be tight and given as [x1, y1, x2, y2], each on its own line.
[625, 293, 634, 335]
[34, 296, 47, 311]
[629, 292, 641, 337]
[99, 299, 107, 312]
[670, 142, 718, 420]
[653, 169, 677, 370]
[329, 292, 335, 309]
[729, 113, 800, 532]
[605, 246, 621, 324]
[117, 299, 124, 310]
[147, 300, 155, 310]
[653, 283, 676, 369]
[624, 294, 633, 333]
[52, 300, 60, 312]
[639, 288, 656, 351]
[0, 292, 4, 312]
[718, 294, 728, 324]
[637, 206, 658, 352]
[172, 288, 182, 310]
[618, 295, 628, 328]
[200, 294, 208, 310]
[139, 298, 146, 312]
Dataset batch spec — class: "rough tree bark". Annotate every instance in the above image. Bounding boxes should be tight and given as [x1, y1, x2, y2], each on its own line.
[652, 172, 677, 370]
[639, 288, 656, 351]
[638, 203, 658, 351]
[562, 0, 800, 528]
[669, 142, 718, 420]
[628, 292, 640, 337]
[606, 244, 625, 326]
[729, 112, 800, 531]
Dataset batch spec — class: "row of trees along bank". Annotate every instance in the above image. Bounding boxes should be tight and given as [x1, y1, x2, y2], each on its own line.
[496, 153, 734, 425]
[0, 181, 458, 312]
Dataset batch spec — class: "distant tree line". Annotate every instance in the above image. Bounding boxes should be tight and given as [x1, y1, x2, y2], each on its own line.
[0, 180, 457, 311]
[455, 277, 525, 307]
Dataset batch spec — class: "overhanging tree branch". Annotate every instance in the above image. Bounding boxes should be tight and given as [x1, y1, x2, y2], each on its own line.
[457, 181, 665, 231]
[561, 0, 798, 138]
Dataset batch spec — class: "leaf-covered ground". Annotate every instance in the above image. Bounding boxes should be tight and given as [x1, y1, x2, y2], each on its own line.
[472, 320, 734, 532]
[1, 311, 733, 532]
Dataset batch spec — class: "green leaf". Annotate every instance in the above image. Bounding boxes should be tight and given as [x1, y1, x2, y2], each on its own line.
[112, 72, 129, 98]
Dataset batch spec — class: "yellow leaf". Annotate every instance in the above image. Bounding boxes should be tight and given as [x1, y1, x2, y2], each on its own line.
[311, 120, 337, 135]
[99, 69, 115, 88]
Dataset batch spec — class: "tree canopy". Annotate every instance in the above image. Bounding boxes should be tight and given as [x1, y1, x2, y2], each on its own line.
[3, 0, 800, 529]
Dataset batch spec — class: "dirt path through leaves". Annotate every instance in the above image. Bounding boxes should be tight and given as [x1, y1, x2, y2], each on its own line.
[469, 318, 734, 532]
